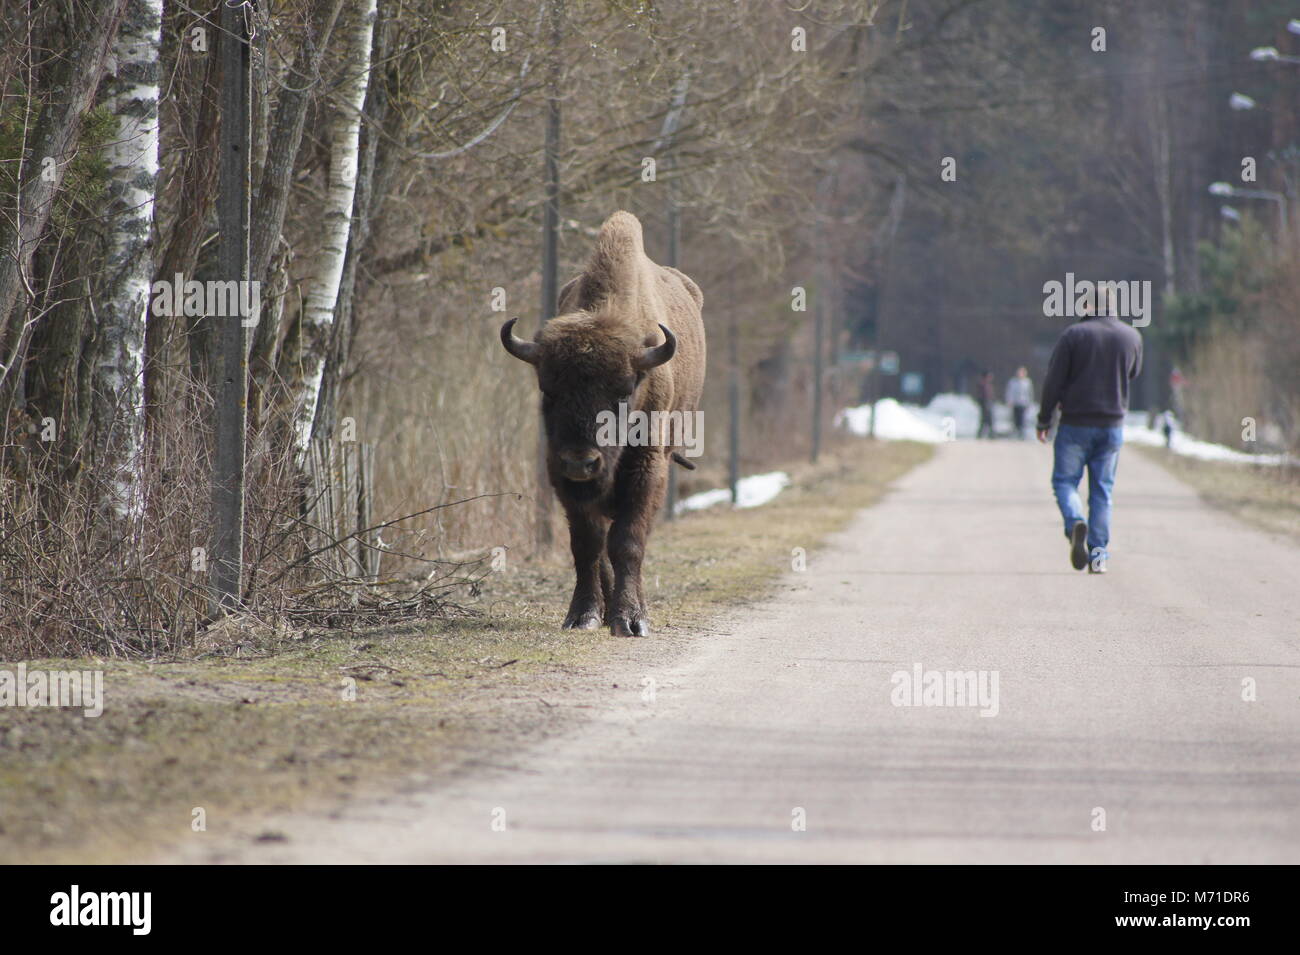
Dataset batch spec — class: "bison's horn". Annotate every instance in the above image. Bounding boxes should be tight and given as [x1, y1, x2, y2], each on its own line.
[500, 318, 540, 365]
[635, 324, 676, 371]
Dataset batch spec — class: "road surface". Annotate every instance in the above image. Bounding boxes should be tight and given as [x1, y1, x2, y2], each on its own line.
[179, 441, 1300, 863]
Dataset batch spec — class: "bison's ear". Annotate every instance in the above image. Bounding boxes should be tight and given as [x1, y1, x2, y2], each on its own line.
[635, 323, 676, 371]
[500, 317, 540, 365]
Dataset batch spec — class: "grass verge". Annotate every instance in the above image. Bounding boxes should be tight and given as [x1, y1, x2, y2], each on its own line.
[1134, 446, 1300, 543]
[0, 438, 932, 863]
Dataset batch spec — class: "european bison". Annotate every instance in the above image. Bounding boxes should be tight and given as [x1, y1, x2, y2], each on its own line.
[500, 211, 705, 636]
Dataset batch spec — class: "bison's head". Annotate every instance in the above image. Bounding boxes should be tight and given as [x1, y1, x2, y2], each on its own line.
[501, 316, 676, 493]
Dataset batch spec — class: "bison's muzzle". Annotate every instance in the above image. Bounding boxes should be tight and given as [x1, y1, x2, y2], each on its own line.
[558, 448, 603, 482]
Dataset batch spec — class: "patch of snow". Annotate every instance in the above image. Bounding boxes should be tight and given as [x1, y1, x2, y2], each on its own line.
[836, 399, 950, 442]
[1122, 420, 1286, 466]
[921, 393, 982, 439]
[838, 394, 1033, 442]
[675, 470, 791, 515]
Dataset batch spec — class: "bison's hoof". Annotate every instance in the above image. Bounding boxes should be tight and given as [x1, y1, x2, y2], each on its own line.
[562, 610, 602, 630]
[610, 615, 650, 638]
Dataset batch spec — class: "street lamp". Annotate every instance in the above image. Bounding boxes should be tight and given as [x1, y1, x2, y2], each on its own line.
[1250, 45, 1300, 64]
[1208, 182, 1289, 233]
[1229, 92, 1258, 110]
[1220, 205, 1241, 222]
[1288, 19, 1300, 35]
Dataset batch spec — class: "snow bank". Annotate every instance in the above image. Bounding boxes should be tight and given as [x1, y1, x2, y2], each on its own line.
[837, 394, 1033, 441]
[1123, 421, 1286, 466]
[836, 399, 950, 442]
[920, 393, 983, 439]
[675, 470, 791, 515]
[835, 401, 1287, 464]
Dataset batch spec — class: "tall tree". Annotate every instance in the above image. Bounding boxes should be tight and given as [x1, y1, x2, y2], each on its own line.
[247, 0, 346, 429]
[286, 0, 376, 462]
[92, 0, 162, 519]
[0, 1, 129, 403]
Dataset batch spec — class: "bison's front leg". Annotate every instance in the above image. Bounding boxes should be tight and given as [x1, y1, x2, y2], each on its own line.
[562, 502, 608, 630]
[607, 453, 667, 637]
[599, 552, 615, 626]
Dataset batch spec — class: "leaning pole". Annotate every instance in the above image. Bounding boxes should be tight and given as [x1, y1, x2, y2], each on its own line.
[210, 1, 252, 613]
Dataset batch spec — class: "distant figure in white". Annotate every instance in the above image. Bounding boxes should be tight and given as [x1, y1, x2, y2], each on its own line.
[1158, 409, 1176, 448]
[1005, 366, 1035, 440]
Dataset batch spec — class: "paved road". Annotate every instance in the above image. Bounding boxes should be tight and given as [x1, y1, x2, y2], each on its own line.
[188, 441, 1300, 863]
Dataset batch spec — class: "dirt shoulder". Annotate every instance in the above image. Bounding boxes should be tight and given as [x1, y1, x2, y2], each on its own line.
[1133, 445, 1300, 544]
[0, 439, 932, 864]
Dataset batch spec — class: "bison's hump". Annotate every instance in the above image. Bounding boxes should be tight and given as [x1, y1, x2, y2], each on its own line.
[595, 210, 645, 263]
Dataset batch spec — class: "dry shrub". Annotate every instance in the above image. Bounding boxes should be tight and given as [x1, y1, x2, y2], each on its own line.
[1184, 229, 1300, 454]
[1, 402, 215, 657]
[0, 381, 487, 658]
[348, 244, 553, 568]
[1254, 231, 1300, 450]
[1183, 326, 1268, 451]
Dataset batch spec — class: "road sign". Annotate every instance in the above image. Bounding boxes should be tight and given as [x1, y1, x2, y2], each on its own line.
[838, 350, 875, 367]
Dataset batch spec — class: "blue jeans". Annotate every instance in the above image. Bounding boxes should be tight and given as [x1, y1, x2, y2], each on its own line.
[1051, 424, 1123, 560]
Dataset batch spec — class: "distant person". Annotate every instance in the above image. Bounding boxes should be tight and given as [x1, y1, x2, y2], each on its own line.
[1159, 409, 1175, 448]
[976, 371, 995, 439]
[1005, 366, 1034, 440]
[1036, 296, 1143, 574]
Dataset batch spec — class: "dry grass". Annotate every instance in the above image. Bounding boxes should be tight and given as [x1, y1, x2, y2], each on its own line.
[1181, 326, 1273, 451]
[1137, 446, 1300, 542]
[0, 437, 931, 864]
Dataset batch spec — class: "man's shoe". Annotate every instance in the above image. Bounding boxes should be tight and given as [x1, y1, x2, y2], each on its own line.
[1088, 550, 1108, 574]
[1070, 522, 1089, 571]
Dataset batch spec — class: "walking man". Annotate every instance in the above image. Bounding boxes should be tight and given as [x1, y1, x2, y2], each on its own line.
[1005, 366, 1034, 440]
[976, 371, 996, 439]
[1036, 294, 1143, 573]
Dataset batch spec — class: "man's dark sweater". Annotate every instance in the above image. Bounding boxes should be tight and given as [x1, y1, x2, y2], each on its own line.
[1036, 316, 1143, 430]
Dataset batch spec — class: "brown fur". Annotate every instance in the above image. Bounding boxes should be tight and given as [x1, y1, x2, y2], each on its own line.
[503, 211, 705, 636]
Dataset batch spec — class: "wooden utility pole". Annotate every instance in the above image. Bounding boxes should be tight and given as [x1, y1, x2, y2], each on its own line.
[811, 172, 834, 464]
[728, 314, 740, 505]
[211, 1, 252, 612]
[664, 165, 682, 519]
[535, 0, 564, 550]
[811, 273, 825, 464]
[657, 76, 689, 520]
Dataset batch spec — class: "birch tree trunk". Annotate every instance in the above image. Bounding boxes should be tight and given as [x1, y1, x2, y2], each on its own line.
[92, 0, 162, 520]
[247, 0, 346, 431]
[290, 0, 376, 464]
[310, 2, 394, 446]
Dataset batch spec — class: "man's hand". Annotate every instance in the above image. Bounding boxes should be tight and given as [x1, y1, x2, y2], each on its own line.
[1036, 428, 1050, 444]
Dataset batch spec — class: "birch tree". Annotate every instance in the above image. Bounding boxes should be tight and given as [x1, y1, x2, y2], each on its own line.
[290, 0, 376, 462]
[92, 0, 162, 519]
[247, 0, 346, 430]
